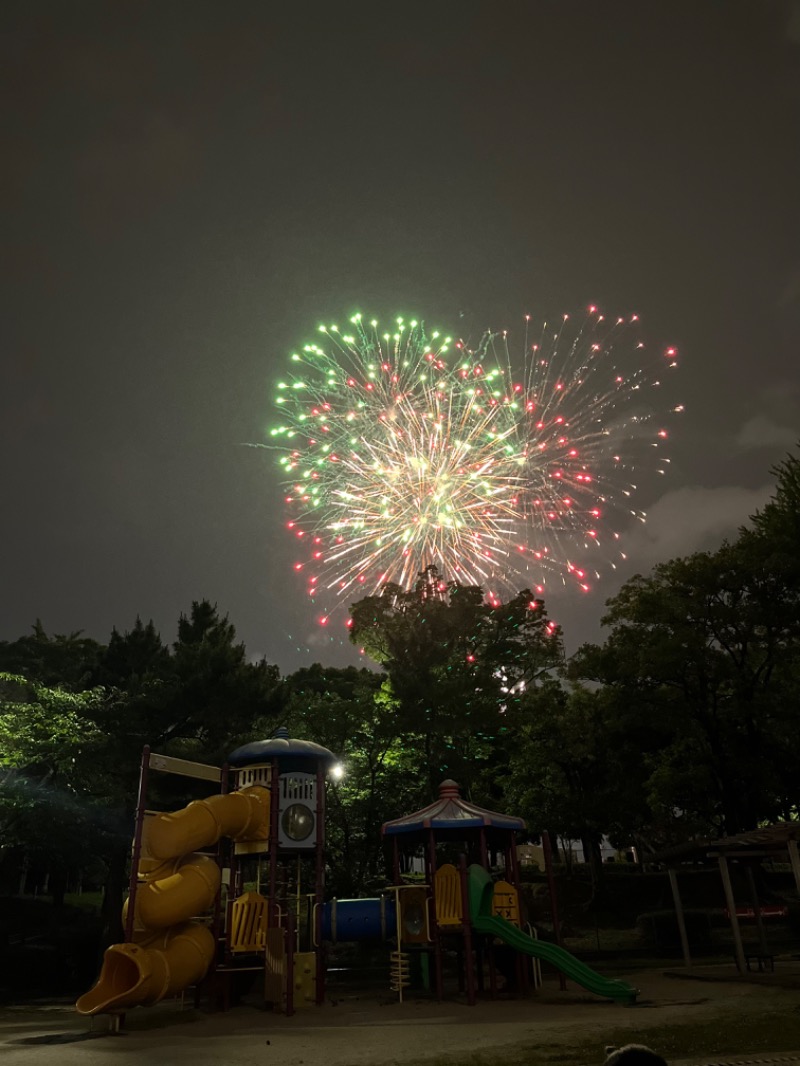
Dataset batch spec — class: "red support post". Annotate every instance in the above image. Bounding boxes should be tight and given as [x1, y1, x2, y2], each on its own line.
[124, 745, 150, 943]
[458, 854, 476, 1005]
[208, 761, 229, 997]
[428, 829, 444, 1001]
[488, 942, 497, 999]
[268, 757, 280, 923]
[508, 832, 522, 894]
[542, 831, 566, 991]
[507, 832, 529, 995]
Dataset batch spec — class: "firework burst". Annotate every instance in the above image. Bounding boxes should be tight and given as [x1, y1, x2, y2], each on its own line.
[267, 309, 680, 620]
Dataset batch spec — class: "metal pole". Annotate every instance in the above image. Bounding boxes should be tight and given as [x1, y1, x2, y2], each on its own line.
[787, 840, 800, 896]
[392, 837, 400, 884]
[315, 762, 326, 1005]
[285, 911, 295, 1017]
[392, 886, 405, 1004]
[667, 867, 692, 968]
[745, 863, 769, 958]
[718, 854, 746, 972]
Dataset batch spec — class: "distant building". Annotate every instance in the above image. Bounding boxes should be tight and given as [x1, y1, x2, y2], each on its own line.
[517, 838, 637, 869]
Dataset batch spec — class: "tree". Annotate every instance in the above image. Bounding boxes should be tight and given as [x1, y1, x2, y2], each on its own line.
[161, 600, 282, 757]
[81, 602, 283, 934]
[0, 622, 102, 690]
[349, 566, 563, 798]
[0, 600, 284, 943]
[0, 673, 107, 907]
[504, 681, 652, 870]
[572, 534, 800, 836]
[750, 449, 800, 556]
[91, 617, 172, 690]
[277, 664, 417, 895]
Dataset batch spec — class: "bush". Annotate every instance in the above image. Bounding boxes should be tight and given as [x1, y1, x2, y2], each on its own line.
[636, 908, 713, 951]
[0, 896, 103, 1003]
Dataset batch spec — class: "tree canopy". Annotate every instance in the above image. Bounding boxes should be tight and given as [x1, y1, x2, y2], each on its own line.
[349, 565, 563, 796]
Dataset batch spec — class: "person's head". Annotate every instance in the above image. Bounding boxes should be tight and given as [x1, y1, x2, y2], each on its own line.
[604, 1045, 668, 1066]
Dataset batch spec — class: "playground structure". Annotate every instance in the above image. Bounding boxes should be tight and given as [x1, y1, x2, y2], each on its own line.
[77, 732, 636, 1019]
[381, 779, 636, 1005]
[77, 729, 337, 1017]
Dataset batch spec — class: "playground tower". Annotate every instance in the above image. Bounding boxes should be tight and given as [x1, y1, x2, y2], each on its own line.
[76, 727, 338, 1017]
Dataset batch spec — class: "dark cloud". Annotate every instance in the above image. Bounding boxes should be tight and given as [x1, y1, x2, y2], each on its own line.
[737, 415, 798, 451]
[733, 383, 799, 452]
[785, 0, 800, 44]
[621, 483, 773, 570]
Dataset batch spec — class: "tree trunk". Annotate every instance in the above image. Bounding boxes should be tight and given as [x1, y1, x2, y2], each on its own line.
[581, 835, 604, 884]
[50, 868, 67, 911]
[100, 846, 128, 947]
[17, 854, 28, 895]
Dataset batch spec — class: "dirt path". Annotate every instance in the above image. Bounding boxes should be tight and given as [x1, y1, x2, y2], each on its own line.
[1, 970, 797, 1066]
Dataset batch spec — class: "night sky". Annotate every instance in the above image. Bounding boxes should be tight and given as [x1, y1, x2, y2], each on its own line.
[3, 1, 800, 672]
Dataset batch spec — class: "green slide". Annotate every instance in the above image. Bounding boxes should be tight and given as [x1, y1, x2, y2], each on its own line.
[467, 865, 637, 1005]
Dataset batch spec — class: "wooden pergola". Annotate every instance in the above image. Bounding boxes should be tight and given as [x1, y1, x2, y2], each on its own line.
[655, 823, 800, 972]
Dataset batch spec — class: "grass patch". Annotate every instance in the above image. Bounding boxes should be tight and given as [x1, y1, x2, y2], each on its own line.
[562, 928, 645, 953]
[63, 892, 102, 911]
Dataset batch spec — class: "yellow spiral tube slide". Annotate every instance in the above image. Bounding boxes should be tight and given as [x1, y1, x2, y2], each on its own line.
[76, 786, 269, 1016]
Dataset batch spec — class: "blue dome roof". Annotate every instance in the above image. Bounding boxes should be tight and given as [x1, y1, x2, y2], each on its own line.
[228, 727, 338, 769]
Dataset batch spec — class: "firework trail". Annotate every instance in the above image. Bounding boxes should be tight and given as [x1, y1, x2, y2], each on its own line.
[266, 309, 680, 622]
